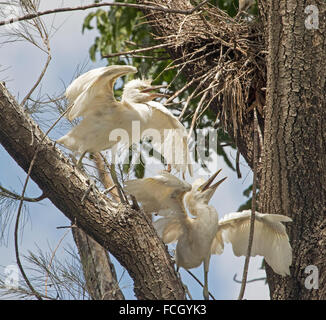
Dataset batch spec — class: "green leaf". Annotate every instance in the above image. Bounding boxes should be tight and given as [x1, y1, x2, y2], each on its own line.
[82, 12, 96, 32]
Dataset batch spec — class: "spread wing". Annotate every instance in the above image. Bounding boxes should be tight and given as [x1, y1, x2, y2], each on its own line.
[124, 171, 192, 243]
[212, 210, 292, 276]
[66, 65, 137, 121]
[144, 101, 193, 177]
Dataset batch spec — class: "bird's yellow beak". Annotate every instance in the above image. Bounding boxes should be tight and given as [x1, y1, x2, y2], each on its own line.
[199, 169, 227, 193]
[141, 85, 169, 98]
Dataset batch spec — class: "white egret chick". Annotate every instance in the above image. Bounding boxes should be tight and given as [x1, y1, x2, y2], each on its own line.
[57, 65, 193, 176]
[125, 170, 292, 300]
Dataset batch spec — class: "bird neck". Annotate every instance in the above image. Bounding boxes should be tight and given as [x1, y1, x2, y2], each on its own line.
[186, 198, 214, 217]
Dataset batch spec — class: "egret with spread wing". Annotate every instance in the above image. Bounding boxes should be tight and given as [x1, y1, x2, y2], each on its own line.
[57, 65, 193, 176]
[125, 170, 292, 300]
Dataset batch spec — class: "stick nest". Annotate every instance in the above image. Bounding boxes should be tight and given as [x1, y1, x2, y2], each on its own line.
[149, 5, 267, 137]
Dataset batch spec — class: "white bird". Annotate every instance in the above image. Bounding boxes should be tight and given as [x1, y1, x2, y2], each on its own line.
[57, 65, 193, 176]
[125, 170, 292, 300]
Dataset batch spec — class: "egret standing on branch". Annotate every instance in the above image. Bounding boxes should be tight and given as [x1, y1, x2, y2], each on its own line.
[57, 65, 193, 176]
[125, 170, 292, 300]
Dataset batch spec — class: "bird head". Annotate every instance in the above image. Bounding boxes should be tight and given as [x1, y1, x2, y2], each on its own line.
[185, 169, 227, 208]
[122, 79, 168, 103]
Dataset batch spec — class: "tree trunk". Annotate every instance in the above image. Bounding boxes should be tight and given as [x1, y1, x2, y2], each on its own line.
[260, 0, 326, 299]
[0, 83, 186, 300]
[72, 227, 125, 300]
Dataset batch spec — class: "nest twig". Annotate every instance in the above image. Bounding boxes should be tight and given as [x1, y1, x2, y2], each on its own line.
[141, 5, 267, 139]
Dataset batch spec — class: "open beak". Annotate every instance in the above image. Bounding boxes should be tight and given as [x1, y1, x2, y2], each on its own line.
[141, 85, 169, 98]
[199, 169, 227, 200]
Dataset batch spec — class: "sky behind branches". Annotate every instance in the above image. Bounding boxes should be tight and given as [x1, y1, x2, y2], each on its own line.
[0, 0, 268, 300]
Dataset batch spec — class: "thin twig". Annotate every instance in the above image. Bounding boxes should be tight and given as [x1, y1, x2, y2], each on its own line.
[178, 74, 210, 120]
[0, 185, 46, 202]
[236, 150, 242, 179]
[45, 228, 71, 298]
[0, 1, 210, 27]
[14, 106, 71, 301]
[187, 91, 208, 140]
[99, 153, 126, 204]
[21, 45, 51, 106]
[20, 6, 52, 107]
[102, 43, 169, 59]
[237, 107, 258, 300]
[94, 152, 120, 201]
[233, 273, 266, 284]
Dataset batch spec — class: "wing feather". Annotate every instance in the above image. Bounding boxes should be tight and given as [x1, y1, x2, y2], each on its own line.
[125, 171, 191, 215]
[145, 101, 193, 176]
[66, 65, 137, 121]
[124, 172, 192, 243]
[213, 210, 292, 276]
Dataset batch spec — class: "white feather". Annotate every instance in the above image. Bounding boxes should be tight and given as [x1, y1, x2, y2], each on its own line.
[58, 66, 193, 176]
[217, 210, 292, 276]
[66, 65, 137, 121]
[125, 174, 292, 277]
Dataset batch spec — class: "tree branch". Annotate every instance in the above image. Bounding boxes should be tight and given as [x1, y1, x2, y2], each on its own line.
[0, 83, 186, 300]
[0, 185, 46, 202]
[238, 107, 258, 300]
[72, 227, 125, 300]
[0, 1, 209, 27]
[102, 43, 169, 59]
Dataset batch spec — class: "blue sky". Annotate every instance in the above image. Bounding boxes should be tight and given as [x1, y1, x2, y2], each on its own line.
[0, 0, 269, 300]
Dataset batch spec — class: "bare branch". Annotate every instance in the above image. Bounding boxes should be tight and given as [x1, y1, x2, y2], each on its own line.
[238, 107, 258, 300]
[233, 273, 266, 284]
[0, 185, 46, 202]
[102, 43, 169, 59]
[21, 43, 51, 106]
[45, 228, 71, 298]
[0, 1, 210, 27]
[187, 91, 208, 140]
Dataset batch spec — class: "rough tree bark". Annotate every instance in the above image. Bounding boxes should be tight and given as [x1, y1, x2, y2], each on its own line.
[259, 0, 326, 299]
[72, 227, 125, 300]
[0, 83, 186, 300]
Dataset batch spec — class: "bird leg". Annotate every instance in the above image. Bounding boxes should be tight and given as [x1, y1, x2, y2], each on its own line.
[76, 151, 87, 168]
[109, 163, 126, 203]
[203, 259, 210, 300]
